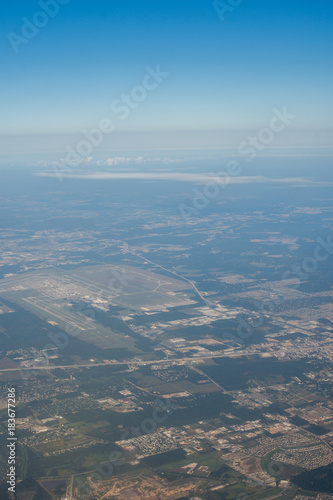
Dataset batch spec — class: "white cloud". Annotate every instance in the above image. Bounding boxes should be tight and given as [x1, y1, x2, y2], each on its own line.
[38, 155, 184, 170]
[97, 156, 184, 166]
[33, 171, 333, 187]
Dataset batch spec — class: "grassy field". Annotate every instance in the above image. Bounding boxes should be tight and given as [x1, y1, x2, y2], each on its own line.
[157, 450, 225, 474]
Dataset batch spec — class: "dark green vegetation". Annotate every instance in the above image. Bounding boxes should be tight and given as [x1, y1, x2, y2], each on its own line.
[141, 448, 187, 468]
[292, 463, 333, 494]
[202, 357, 312, 390]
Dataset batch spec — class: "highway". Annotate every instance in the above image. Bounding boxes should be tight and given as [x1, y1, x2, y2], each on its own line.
[0, 350, 263, 373]
[128, 249, 211, 305]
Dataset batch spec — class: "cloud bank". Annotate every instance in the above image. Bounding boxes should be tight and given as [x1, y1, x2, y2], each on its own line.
[34, 171, 333, 187]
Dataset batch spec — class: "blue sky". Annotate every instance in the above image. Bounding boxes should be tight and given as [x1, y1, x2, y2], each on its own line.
[1, 0, 333, 163]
